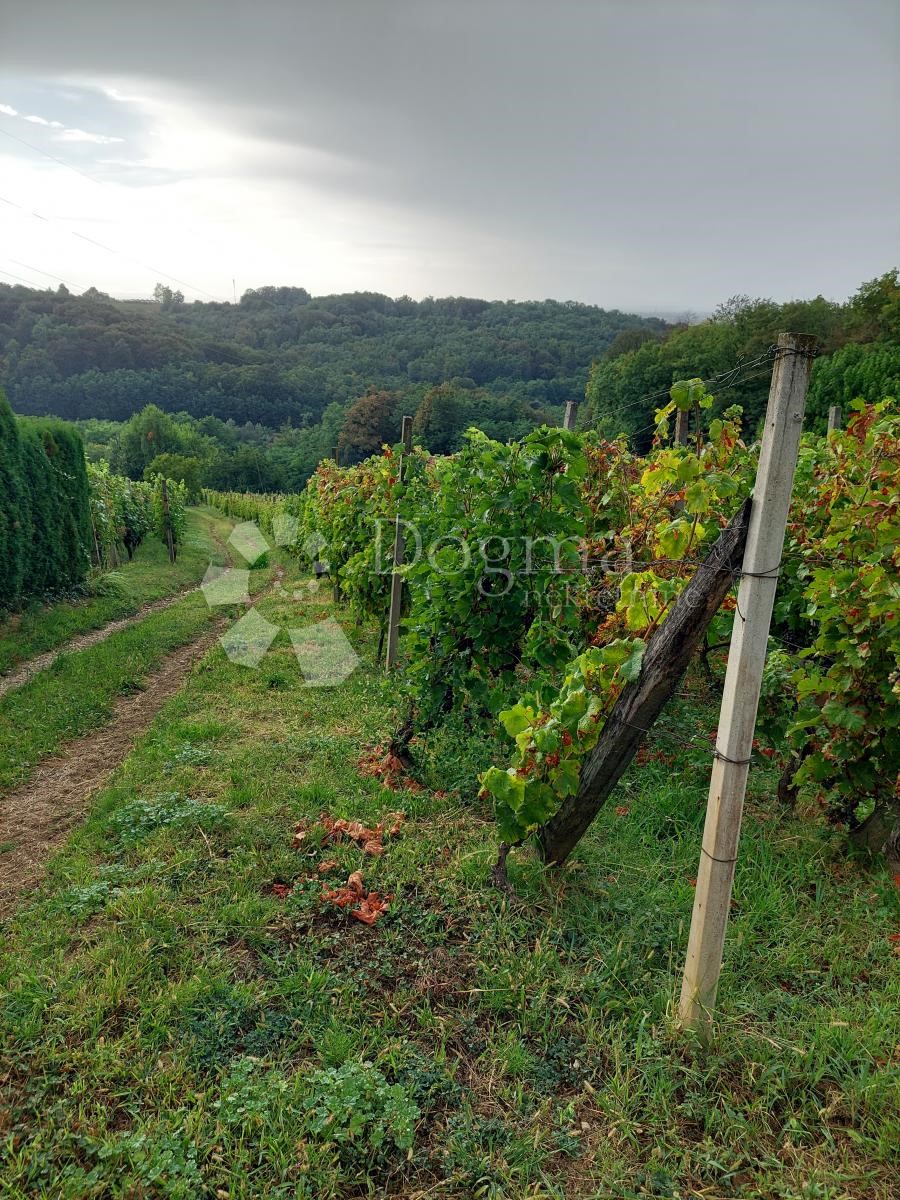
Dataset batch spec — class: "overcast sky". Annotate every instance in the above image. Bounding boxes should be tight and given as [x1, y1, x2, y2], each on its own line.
[0, 1, 897, 311]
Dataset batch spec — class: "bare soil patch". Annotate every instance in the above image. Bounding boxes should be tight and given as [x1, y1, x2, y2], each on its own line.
[0, 624, 224, 917]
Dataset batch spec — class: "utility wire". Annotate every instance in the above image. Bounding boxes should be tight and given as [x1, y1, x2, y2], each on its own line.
[0, 188, 229, 303]
[3, 256, 91, 293]
[0, 120, 285, 311]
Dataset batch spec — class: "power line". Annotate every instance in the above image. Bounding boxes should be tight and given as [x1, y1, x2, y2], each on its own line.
[0, 267, 46, 288]
[590, 347, 782, 450]
[0, 123, 100, 186]
[4, 256, 90, 292]
[0, 174, 229, 304]
[0, 118, 268, 308]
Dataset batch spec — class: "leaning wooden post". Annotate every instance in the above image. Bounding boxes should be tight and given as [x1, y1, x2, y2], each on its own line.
[679, 332, 816, 1037]
[385, 416, 414, 670]
[563, 400, 579, 431]
[536, 499, 752, 866]
[827, 405, 841, 434]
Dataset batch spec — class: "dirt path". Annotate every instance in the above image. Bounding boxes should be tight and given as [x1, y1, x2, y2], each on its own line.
[0, 515, 231, 702]
[0, 563, 283, 918]
[0, 587, 202, 701]
[0, 622, 225, 917]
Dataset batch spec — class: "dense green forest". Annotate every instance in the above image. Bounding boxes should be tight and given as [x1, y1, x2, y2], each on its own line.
[0, 283, 664, 427]
[2, 271, 897, 493]
[586, 270, 900, 444]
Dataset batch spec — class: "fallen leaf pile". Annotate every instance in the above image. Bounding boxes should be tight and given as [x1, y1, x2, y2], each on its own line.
[357, 746, 423, 791]
[277, 810, 406, 926]
[321, 869, 394, 926]
[293, 811, 404, 857]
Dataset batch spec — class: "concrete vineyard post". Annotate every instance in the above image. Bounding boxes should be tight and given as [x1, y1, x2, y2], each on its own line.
[828, 406, 841, 433]
[385, 415, 414, 670]
[563, 400, 579, 431]
[678, 332, 817, 1037]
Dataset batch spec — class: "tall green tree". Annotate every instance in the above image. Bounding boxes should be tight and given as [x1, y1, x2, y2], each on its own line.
[412, 383, 466, 454]
[338, 389, 400, 464]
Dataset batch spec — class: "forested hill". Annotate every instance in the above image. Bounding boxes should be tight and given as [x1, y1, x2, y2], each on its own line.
[0, 283, 666, 427]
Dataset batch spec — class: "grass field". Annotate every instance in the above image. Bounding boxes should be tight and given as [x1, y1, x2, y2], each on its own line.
[0, 506, 234, 676]
[0, 556, 896, 1199]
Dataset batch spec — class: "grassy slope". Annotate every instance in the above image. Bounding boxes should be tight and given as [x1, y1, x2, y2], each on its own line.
[0, 506, 233, 675]
[0, 561, 897, 1199]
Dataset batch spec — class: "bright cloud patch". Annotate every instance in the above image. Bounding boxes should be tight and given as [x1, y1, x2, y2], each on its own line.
[1, 102, 123, 145]
[58, 128, 124, 144]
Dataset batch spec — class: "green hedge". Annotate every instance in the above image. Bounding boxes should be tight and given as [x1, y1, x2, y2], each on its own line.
[0, 389, 91, 612]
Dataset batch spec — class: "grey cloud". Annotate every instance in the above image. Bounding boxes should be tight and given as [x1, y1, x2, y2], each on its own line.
[1, 0, 897, 307]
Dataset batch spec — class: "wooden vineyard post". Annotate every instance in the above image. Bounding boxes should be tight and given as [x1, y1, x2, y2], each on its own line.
[89, 509, 103, 569]
[678, 332, 817, 1037]
[161, 478, 176, 563]
[331, 446, 341, 601]
[385, 415, 414, 670]
[563, 400, 579, 431]
[674, 408, 690, 445]
[827, 405, 841, 433]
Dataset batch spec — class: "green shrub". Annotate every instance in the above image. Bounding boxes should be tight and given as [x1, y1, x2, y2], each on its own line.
[0, 389, 92, 611]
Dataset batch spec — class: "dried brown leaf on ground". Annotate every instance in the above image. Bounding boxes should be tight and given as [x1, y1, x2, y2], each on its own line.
[357, 746, 423, 792]
[317, 811, 405, 857]
[321, 870, 393, 925]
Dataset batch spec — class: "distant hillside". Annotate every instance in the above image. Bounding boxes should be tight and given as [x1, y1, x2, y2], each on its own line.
[0, 283, 667, 428]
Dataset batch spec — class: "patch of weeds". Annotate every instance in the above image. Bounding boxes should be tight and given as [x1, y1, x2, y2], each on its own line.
[49, 880, 122, 921]
[303, 1060, 420, 1170]
[527, 1033, 590, 1093]
[213, 1056, 291, 1129]
[413, 706, 511, 797]
[443, 1111, 517, 1193]
[90, 1129, 203, 1195]
[552, 1125, 583, 1158]
[177, 984, 301, 1071]
[87, 571, 127, 600]
[178, 984, 258, 1070]
[388, 1046, 462, 1115]
[282, 876, 328, 916]
[164, 743, 213, 771]
[242, 1008, 303, 1058]
[629, 1167, 679, 1197]
[107, 792, 228, 847]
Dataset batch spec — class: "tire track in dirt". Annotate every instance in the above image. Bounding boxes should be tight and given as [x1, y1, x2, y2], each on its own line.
[0, 587, 205, 701]
[0, 622, 226, 917]
[0, 516, 232, 701]
[0, 566, 284, 918]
